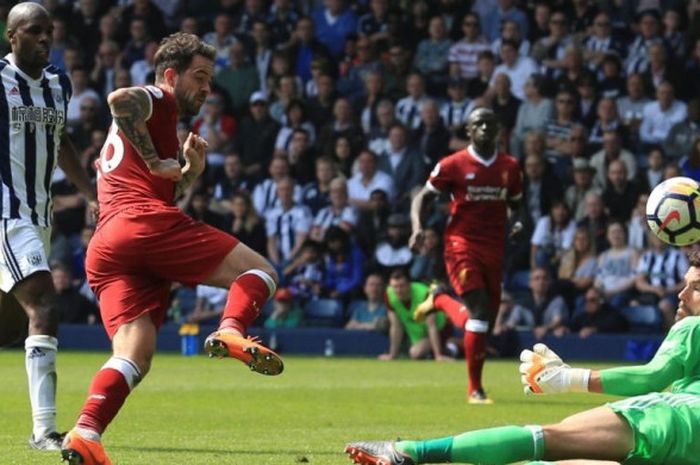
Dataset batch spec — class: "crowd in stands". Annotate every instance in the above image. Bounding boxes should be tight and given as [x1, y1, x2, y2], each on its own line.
[10, 0, 700, 357]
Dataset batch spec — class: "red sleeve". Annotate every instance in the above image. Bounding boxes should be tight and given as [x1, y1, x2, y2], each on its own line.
[427, 157, 452, 193]
[508, 159, 523, 201]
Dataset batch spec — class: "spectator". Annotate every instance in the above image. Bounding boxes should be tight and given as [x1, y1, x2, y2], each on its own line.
[357, 0, 390, 47]
[317, 97, 364, 157]
[663, 98, 700, 162]
[119, 0, 166, 45]
[226, 192, 267, 257]
[330, 134, 357, 178]
[681, 137, 700, 182]
[635, 231, 688, 329]
[481, 0, 529, 43]
[211, 153, 253, 214]
[637, 147, 665, 193]
[557, 226, 598, 310]
[639, 81, 687, 148]
[302, 156, 337, 216]
[214, 41, 260, 115]
[382, 43, 412, 100]
[202, 13, 238, 73]
[252, 156, 302, 217]
[265, 177, 313, 267]
[90, 40, 122, 99]
[491, 19, 530, 60]
[67, 96, 102, 154]
[122, 18, 149, 69]
[491, 39, 537, 101]
[530, 199, 576, 272]
[522, 266, 569, 340]
[310, 177, 358, 241]
[348, 149, 395, 210]
[569, 286, 629, 338]
[355, 70, 387, 135]
[69, 0, 103, 68]
[590, 130, 637, 190]
[66, 67, 101, 126]
[192, 92, 237, 169]
[235, 91, 279, 179]
[52, 263, 99, 325]
[237, 0, 268, 34]
[602, 159, 641, 223]
[355, 188, 390, 256]
[367, 99, 396, 156]
[594, 221, 639, 311]
[628, 193, 650, 251]
[616, 73, 650, 147]
[250, 20, 273, 94]
[522, 152, 563, 226]
[379, 269, 450, 360]
[565, 158, 600, 222]
[412, 100, 450, 167]
[49, 16, 71, 71]
[409, 227, 443, 284]
[510, 74, 553, 158]
[581, 12, 624, 74]
[588, 97, 624, 153]
[597, 53, 626, 100]
[345, 273, 389, 332]
[447, 12, 489, 81]
[307, 73, 337, 131]
[312, 0, 358, 60]
[413, 16, 452, 94]
[186, 285, 229, 325]
[185, 190, 226, 231]
[490, 73, 520, 144]
[269, 73, 301, 124]
[283, 17, 333, 85]
[323, 226, 364, 301]
[373, 213, 412, 276]
[267, 0, 300, 47]
[577, 191, 610, 255]
[554, 45, 594, 100]
[287, 129, 318, 186]
[528, 1, 551, 43]
[545, 89, 579, 161]
[129, 41, 157, 86]
[277, 238, 325, 307]
[531, 11, 571, 83]
[641, 42, 681, 97]
[440, 78, 472, 143]
[377, 123, 425, 211]
[625, 10, 664, 76]
[466, 50, 495, 99]
[395, 73, 428, 130]
[274, 99, 316, 156]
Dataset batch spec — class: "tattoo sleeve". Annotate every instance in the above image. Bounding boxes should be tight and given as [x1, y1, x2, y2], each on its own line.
[109, 88, 159, 168]
[174, 171, 198, 199]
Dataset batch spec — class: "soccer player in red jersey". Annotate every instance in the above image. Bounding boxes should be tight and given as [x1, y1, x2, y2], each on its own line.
[410, 108, 523, 404]
[60, 33, 281, 465]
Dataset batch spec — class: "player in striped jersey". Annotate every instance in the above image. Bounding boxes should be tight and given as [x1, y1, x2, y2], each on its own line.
[346, 250, 700, 465]
[0, 2, 97, 452]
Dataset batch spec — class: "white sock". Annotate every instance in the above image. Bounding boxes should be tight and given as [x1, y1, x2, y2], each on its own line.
[25, 335, 58, 439]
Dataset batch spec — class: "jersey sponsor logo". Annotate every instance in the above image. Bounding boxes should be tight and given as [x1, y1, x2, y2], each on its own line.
[464, 185, 507, 201]
[11, 105, 65, 127]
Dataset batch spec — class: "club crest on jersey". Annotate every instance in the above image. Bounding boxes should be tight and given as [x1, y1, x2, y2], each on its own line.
[53, 91, 63, 103]
[8, 86, 19, 96]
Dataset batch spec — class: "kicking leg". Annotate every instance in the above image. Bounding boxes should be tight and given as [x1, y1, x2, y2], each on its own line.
[62, 313, 156, 465]
[12, 272, 62, 450]
[203, 243, 283, 375]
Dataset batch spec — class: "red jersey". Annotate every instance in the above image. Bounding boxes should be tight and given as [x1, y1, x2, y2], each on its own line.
[427, 146, 522, 251]
[96, 85, 179, 224]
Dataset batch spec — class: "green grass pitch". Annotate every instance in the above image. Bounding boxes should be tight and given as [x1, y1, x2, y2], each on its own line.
[0, 351, 619, 465]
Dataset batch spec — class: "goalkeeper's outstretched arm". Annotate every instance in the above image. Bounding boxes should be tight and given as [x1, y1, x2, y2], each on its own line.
[520, 344, 682, 396]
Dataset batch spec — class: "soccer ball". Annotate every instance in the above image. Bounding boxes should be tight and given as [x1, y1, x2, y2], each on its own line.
[646, 176, 700, 246]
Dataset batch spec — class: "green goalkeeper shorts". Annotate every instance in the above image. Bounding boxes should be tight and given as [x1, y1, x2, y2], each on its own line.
[608, 392, 700, 465]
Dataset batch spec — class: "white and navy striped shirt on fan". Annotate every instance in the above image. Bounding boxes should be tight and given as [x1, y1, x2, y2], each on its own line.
[0, 55, 70, 227]
[265, 204, 312, 261]
[636, 248, 688, 289]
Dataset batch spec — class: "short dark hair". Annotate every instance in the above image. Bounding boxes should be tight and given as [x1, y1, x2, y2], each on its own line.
[389, 268, 410, 282]
[688, 250, 700, 268]
[154, 32, 215, 82]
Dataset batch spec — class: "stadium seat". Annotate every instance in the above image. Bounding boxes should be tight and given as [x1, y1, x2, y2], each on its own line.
[303, 299, 344, 327]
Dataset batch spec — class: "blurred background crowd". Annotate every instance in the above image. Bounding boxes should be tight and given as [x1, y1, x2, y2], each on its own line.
[8, 0, 700, 356]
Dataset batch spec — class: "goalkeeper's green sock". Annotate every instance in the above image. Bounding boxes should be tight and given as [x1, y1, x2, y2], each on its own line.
[395, 425, 544, 464]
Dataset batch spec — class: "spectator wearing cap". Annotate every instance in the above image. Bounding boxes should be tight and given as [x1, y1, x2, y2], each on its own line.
[490, 38, 537, 101]
[348, 150, 395, 211]
[312, 0, 358, 60]
[448, 12, 490, 81]
[373, 213, 412, 276]
[639, 81, 687, 149]
[413, 16, 452, 96]
[235, 91, 280, 179]
[377, 123, 425, 212]
[215, 41, 260, 116]
[565, 158, 600, 222]
[192, 92, 237, 170]
[510, 74, 552, 158]
[411, 100, 450, 167]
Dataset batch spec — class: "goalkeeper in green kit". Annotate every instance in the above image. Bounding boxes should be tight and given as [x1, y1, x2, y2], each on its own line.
[345, 251, 700, 465]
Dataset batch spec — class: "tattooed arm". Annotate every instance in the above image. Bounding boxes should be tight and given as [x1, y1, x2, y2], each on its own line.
[174, 132, 208, 199]
[107, 87, 182, 181]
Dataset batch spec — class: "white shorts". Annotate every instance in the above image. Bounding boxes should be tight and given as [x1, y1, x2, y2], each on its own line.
[0, 218, 51, 292]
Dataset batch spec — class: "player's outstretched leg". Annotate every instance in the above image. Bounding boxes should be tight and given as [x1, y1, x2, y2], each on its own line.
[204, 268, 283, 375]
[61, 429, 113, 465]
[345, 425, 545, 465]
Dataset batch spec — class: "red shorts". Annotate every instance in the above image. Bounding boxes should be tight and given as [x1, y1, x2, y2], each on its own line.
[444, 240, 503, 313]
[87, 206, 239, 338]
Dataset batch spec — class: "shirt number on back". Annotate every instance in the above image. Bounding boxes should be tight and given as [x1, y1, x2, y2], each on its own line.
[99, 124, 124, 174]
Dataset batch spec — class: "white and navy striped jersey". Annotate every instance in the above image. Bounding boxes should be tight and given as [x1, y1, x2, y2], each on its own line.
[0, 54, 71, 227]
[636, 248, 688, 289]
[265, 204, 312, 261]
[252, 178, 302, 216]
[440, 100, 473, 129]
[313, 205, 358, 232]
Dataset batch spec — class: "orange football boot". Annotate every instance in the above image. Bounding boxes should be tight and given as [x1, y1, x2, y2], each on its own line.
[204, 331, 284, 375]
[61, 430, 113, 465]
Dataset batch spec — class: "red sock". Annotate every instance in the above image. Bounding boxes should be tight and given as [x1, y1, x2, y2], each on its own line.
[434, 294, 470, 328]
[464, 330, 488, 394]
[76, 357, 140, 434]
[219, 271, 275, 334]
